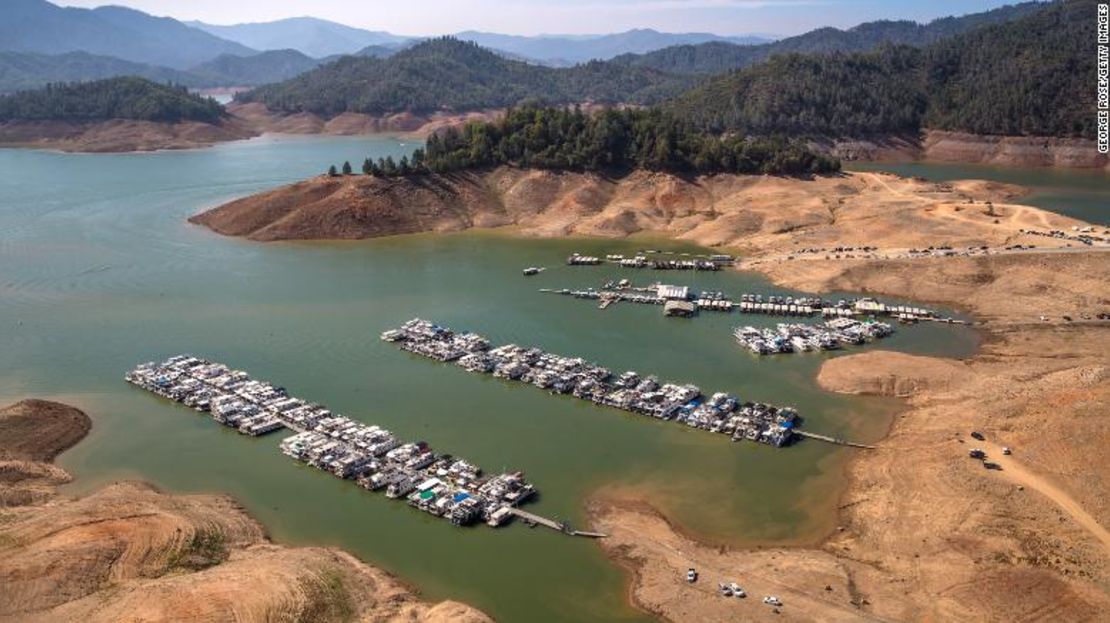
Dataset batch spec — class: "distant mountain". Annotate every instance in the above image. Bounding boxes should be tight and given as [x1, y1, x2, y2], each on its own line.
[353, 44, 405, 58]
[453, 29, 770, 65]
[238, 37, 693, 116]
[0, 0, 256, 69]
[667, 0, 1091, 139]
[187, 50, 322, 87]
[189, 17, 411, 58]
[615, 1, 1046, 73]
[0, 76, 223, 123]
[0, 48, 324, 93]
[0, 51, 199, 94]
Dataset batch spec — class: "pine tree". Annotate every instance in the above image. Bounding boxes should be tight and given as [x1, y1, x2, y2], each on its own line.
[327, 164, 338, 177]
[342, 161, 352, 175]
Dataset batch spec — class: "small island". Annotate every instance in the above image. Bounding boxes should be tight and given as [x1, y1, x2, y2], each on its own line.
[0, 76, 254, 152]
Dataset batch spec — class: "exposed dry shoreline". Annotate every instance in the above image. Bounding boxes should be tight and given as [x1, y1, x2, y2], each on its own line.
[190, 165, 1110, 621]
[590, 254, 1109, 622]
[0, 399, 492, 623]
[3, 99, 1106, 168]
[189, 166, 1091, 252]
[0, 117, 258, 153]
[828, 129, 1110, 170]
[0, 104, 502, 153]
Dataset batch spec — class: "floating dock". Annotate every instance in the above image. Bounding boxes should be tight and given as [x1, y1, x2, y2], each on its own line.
[543, 282, 962, 325]
[567, 251, 735, 270]
[125, 356, 543, 531]
[384, 319, 798, 448]
[733, 319, 894, 356]
[505, 508, 607, 537]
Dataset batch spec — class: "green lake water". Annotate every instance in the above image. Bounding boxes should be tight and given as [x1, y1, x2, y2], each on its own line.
[0, 137, 993, 622]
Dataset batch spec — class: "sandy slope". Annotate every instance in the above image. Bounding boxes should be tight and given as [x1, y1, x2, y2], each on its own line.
[592, 253, 1110, 623]
[0, 118, 256, 153]
[0, 399, 492, 623]
[193, 164, 1110, 621]
[190, 167, 1092, 253]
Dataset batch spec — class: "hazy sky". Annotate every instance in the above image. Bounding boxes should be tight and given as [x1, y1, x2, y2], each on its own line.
[55, 0, 1024, 36]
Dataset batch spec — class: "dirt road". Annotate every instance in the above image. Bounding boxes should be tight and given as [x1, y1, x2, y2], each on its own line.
[983, 441, 1110, 556]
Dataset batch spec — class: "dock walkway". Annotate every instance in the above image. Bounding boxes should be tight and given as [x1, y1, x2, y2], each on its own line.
[795, 430, 876, 450]
[506, 507, 608, 538]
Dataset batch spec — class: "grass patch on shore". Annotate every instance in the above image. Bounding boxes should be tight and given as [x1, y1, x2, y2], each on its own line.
[167, 527, 228, 571]
[297, 568, 355, 623]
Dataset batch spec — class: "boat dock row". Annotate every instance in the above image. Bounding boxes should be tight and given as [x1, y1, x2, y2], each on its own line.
[125, 355, 544, 530]
[567, 252, 734, 271]
[382, 319, 798, 447]
[542, 282, 951, 323]
[733, 319, 894, 355]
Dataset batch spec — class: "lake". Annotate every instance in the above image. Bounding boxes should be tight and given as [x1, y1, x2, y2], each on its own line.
[1, 137, 1002, 622]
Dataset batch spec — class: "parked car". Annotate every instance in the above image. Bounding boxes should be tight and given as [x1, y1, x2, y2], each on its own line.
[970, 431, 985, 441]
[686, 568, 697, 583]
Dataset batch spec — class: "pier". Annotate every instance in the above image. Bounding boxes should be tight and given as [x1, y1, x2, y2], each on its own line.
[384, 319, 798, 448]
[567, 251, 734, 271]
[544, 282, 955, 323]
[506, 508, 608, 538]
[125, 355, 540, 530]
[794, 430, 877, 450]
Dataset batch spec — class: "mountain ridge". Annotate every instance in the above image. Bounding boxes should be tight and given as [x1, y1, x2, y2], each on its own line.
[0, 0, 256, 68]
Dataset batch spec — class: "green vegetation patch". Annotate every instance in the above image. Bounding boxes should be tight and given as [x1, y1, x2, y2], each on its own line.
[347, 105, 840, 178]
[0, 76, 224, 123]
[166, 526, 229, 572]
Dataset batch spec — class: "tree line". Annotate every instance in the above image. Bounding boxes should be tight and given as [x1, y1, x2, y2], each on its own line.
[326, 106, 840, 178]
[0, 76, 224, 123]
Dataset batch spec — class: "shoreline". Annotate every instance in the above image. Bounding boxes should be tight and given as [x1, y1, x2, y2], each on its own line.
[3, 102, 1109, 170]
[586, 248, 1109, 620]
[0, 398, 494, 622]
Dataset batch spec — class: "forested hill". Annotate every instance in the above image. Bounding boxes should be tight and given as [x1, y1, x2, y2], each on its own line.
[350, 106, 840, 177]
[667, 0, 1093, 139]
[236, 38, 694, 115]
[0, 77, 224, 123]
[611, 1, 1045, 74]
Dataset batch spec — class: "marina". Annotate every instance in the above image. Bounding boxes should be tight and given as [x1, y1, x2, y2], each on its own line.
[732, 319, 894, 356]
[542, 280, 949, 323]
[568, 252, 732, 271]
[383, 319, 800, 448]
[125, 355, 545, 530]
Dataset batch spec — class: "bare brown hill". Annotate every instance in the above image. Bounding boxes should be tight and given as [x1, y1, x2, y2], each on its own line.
[190, 167, 1092, 255]
[0, 399, 492, 623]
[592, 249, 1110, 623]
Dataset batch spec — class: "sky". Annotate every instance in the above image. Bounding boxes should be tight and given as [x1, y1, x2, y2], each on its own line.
[55, 0, 1026, 36]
